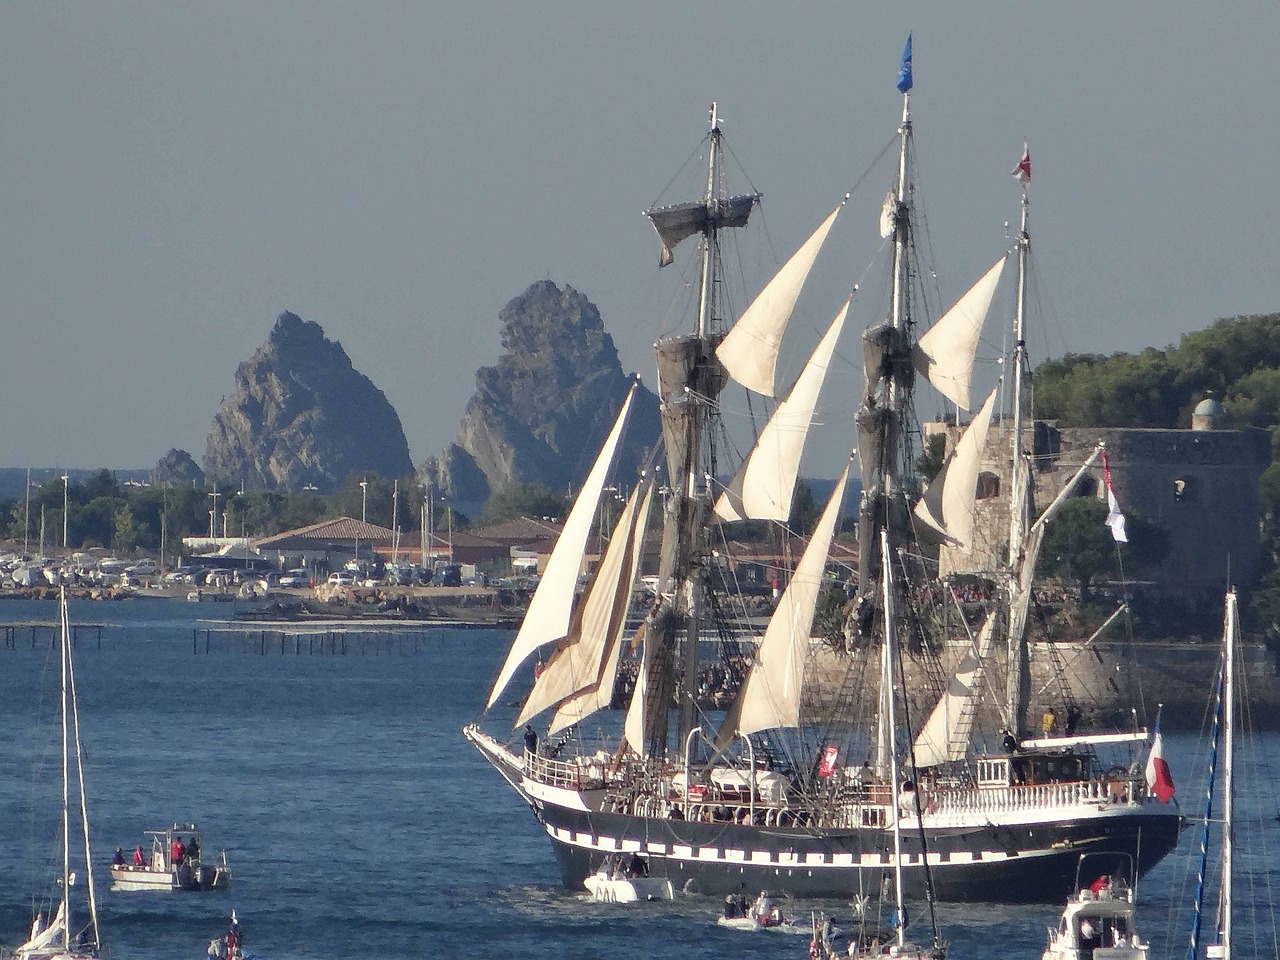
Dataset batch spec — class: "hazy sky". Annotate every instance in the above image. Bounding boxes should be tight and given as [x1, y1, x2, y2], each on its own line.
[2, 2, 1275, 480]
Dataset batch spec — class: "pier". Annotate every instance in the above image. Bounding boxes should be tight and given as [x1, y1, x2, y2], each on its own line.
[191, 618, 492, 655]
[2, 621, 109, 650]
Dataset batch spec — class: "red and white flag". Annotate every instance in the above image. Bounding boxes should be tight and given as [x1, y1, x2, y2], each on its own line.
[1102, 450, 1128, 543]
[817, 745, 840, 778]
[1144, 719, 1176, 802]
[1011, 143, 1031, 187]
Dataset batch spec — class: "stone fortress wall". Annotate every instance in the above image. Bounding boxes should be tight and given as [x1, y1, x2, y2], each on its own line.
[931, 406, 1270, 594]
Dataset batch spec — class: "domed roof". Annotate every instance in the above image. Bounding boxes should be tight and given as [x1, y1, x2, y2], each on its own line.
[1194, 396, 1226, 416]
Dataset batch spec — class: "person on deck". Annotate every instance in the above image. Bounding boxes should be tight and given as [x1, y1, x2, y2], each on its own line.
[133, 845, 145, 867]
[1041, 707, 1058, 736]
[1065, 704, 1083, 737]
[523, 725, 538, 756]
[172, 836, 186, 867]
[187, 836, 201, 863]
[113, 847, 125, 867]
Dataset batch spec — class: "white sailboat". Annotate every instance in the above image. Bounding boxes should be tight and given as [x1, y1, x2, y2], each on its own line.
[1184, 589, 1254, 960]
[466, 36, 1180, 904]
[10, 589, 104, 960]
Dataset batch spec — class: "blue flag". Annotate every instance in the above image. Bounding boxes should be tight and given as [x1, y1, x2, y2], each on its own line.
[896, 34, 913, 93]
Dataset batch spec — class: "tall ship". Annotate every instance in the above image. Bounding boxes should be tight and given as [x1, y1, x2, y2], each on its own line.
[466, 38, 1181, 903]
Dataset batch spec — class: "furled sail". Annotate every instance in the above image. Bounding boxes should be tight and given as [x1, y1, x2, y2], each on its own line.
[721, 461, 851, 741]
[547, 482, 655, 735]
[879, 190, 897, 240]
[913, 258, 1005, 411]
[913, 387, 997, 547]
[646, 194, 761, 267]
[714, 298, 850, 522]
[716, 202, 844, 397]
[912, 614, 996, 767]
[486, 384, 638, 709]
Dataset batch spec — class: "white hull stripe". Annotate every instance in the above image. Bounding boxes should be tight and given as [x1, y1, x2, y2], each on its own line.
[544, 824, 1066, 868]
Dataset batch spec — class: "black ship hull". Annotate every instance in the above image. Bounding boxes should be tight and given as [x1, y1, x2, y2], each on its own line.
[534, 799, 1181, 903]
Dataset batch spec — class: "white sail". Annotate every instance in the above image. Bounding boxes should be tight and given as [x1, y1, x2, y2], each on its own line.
[623, 641, 649, 758]
[913, 258, 1005, 411]
[913, 387, 997, 548]
[486, 384, 638, 709]
[516, 480, 647, 728]
[714, 298, 849, 522]
[15, 902, 66, 960]
[716, 203, 843, 397]
[912, 614, 996, 767]
[729, 461, 851, 737]
[547, 483, 655, 735]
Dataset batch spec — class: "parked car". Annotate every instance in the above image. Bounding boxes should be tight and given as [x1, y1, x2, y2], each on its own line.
[278, 569, 310, 588]
[125, 559, 159, 577]
[163, 566, 205, 585]
[327, 571, 356, 587]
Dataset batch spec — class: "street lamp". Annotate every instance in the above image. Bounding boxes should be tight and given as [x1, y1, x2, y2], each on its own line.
[359, 477, 368, 524]
[420, 483, 429, 569]
[61, 474, 69, 551]
[208, 490, 221, 538]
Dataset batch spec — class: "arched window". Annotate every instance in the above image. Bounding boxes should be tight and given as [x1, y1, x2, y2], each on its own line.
[976, 472, 1001, 499]
[1070, 474, 1099, 498]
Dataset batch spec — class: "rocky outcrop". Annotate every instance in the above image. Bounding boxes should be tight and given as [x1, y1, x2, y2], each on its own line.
[204, 312, 413, 492]
[151, 448, 204, 489]
[422, 281, 660, 505]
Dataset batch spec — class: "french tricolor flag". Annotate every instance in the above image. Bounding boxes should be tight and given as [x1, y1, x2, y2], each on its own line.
[1145, 717, 1176, 803]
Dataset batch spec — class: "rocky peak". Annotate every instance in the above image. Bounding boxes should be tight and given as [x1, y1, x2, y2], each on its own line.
[204, 311, 413, 492]
[423, 281, 660, 506]
[151, 448, 205, 489]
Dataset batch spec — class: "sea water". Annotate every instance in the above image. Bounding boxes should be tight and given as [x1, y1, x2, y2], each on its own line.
[0, 597, 1275, 960]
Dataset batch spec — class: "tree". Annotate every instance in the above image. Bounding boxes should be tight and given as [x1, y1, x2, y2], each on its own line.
[916, 434, 946, 483]
[787, 479, 820, 535]
[482, 482, 567, 525]
[1039, 497, 1168, 599]
[113, 504, 139, 552]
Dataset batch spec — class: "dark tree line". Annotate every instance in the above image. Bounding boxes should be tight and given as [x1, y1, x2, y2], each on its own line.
[1033, 312, 1280, 634]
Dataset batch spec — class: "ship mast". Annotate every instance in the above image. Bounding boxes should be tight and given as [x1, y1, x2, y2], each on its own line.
[642, 103, 756, 758]
[857, 55, 915, 738]
[678, 103, 722, 745]
[1005, 176, 1033, 731]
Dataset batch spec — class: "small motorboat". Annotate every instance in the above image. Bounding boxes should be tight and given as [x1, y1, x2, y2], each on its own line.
[1042, 855, 1147, 959]
[111, 823, 230, 892]
[583, 855, 674, 903]
[716, 892, 814, 935]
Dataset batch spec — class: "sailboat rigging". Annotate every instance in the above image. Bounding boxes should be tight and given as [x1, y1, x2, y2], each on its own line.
[465, 37, 1181, 904]
[9, 589, 103, 960]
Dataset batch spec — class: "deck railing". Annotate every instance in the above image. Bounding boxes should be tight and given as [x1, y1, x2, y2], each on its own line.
[928, 776, 1143, 815]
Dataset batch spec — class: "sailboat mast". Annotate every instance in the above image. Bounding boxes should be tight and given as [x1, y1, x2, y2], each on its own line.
[65, 590, 101, 951]
[1221, 590, 1236, 957]
[60, 593, 71, 950]
[1005, 178, 1033, 730]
